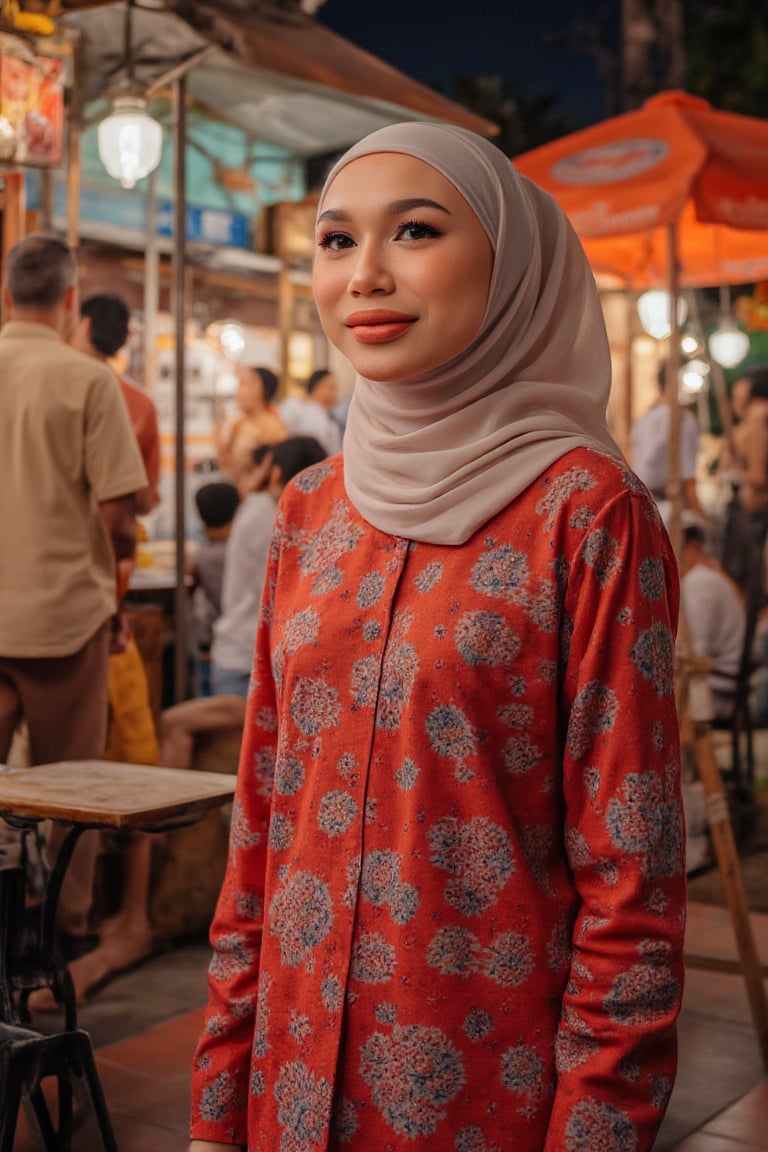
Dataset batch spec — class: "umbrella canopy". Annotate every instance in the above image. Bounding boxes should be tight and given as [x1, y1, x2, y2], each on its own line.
[514, 90, 768, 556]
[514, 90, 768, 288]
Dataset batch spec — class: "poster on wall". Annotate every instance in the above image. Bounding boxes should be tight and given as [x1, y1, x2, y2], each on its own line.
[0, 36, 66, 166]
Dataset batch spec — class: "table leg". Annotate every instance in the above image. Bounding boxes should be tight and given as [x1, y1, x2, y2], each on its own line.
[3, 819, 84, 1030]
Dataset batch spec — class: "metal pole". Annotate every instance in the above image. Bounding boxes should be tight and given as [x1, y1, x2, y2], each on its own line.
[172, 76, 188, 703]
[144, 169, 159, 391]
[66, 38, 83, 251]
[666, 223, 683, 560]
[278, 266, 292, 395]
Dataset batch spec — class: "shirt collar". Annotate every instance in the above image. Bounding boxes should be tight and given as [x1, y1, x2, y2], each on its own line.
[0, 321, 63, 342]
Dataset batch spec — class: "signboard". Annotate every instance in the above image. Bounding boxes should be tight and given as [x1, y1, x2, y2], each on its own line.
[0, 35, 66, 167]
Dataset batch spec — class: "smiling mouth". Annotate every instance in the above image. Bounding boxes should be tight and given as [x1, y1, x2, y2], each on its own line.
[345, 310, 417, 343]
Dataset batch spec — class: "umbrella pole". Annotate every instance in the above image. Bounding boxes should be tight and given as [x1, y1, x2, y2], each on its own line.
[666, 223, 683, 560]
[173, 76, 188, 704]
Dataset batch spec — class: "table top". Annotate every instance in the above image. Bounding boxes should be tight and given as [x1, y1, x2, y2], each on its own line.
[128, 569, 178, 592]
[0, 760, 236, 829]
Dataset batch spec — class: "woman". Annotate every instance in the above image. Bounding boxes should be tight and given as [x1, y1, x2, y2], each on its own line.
[189, 123, 685, 1152]
[215, 364, 288, 488]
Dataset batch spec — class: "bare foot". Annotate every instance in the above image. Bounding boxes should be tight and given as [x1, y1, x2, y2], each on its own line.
[68, 928, 155, 1001]
[28, 927, 155, 1011]
[26, 985, 59, 1013]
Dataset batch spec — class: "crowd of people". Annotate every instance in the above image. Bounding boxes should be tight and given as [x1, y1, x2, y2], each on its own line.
[0, 231, 336, 1004]
[631, 361, 768, 739]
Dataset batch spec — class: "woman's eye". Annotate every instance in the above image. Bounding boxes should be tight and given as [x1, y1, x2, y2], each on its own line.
[397, 220, 442, 241]
[317, 231, 355, 252]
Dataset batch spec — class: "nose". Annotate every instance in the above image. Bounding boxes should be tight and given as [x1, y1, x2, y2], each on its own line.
[348, 238, 394, 297]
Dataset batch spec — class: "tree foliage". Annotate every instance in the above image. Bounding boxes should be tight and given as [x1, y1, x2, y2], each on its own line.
[685, 0, 768, 116]
[447, 74, 577, 157]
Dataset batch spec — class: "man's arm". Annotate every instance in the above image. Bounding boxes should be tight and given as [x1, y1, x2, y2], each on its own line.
[99, 493, 138, 561]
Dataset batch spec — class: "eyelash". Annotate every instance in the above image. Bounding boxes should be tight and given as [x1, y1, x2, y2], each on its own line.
[317, 218, 443, 251]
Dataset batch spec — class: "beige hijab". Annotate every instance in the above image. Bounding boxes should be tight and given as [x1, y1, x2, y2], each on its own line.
[318, 122, 623, 545]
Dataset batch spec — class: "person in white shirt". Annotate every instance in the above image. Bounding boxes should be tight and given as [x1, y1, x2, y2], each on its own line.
[279, 369, 343, 458]
[210, 436, 327, 696]
[680, 518, 747, 719]
[631, 363, 704, 520]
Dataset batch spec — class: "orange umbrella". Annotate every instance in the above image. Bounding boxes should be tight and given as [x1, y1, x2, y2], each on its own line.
[514, 90, 768, 287]
[581, 200, 768, 289]
[514, 91, 768, 553]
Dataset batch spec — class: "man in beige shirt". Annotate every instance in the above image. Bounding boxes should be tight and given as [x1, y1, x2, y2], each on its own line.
[0, 233, 147, 943]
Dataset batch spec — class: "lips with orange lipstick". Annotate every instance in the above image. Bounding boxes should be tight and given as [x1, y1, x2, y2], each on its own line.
[344, 309, 417, 343]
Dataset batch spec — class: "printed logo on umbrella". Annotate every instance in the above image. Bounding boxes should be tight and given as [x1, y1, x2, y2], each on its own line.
[551, 139, 669, 185]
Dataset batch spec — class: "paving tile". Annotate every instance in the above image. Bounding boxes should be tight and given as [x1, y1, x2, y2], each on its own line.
[101, 1116, 187, 1152]
[673, 1134, 766, 1151]
[686, 901, 768, 968]
[703, 1081, 768, 1143]
[97, 1005, 205, 1079]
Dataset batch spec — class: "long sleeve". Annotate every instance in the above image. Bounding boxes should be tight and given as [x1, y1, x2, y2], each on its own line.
[543, 491, 686, 1151]
[189, 519, 282, 1145]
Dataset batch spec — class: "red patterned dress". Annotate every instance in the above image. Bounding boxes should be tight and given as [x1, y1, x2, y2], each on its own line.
[189, 447, 685, 1152]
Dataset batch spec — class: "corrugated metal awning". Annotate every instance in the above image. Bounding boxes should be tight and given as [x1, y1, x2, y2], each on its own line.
[59, 1, 498, 154]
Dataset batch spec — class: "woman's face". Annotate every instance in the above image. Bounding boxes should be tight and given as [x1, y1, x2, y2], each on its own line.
[313, 152, 494, 382]
[236, 366, 265, 415]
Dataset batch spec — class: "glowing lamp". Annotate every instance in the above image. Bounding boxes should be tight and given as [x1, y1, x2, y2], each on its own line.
[680, 359, 709, 394]
[637, 290, 688, 340]
[708, 319, 750, 369]
[97, 97, 162, 190]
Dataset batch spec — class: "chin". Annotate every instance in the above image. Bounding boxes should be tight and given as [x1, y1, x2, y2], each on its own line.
[345, 349, 431, 384]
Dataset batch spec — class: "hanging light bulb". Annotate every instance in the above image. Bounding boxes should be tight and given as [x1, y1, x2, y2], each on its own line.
[219, 323, 246, 358]
[680, 332, 701, 356]
[97, 96, 162, 190]
[708, 317, 750, 369]
[679, 359, 710, 394]
[637, 290, 688, 340]
[205, 321, 246, 359]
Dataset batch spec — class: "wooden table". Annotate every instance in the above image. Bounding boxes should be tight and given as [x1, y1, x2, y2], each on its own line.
[0, 760, 235, 831]
[0, 760, 236, 1030]
[0, 761, 235, 1147]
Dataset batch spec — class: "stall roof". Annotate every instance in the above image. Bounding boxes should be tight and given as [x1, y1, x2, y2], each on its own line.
[59, 1, 498, 155]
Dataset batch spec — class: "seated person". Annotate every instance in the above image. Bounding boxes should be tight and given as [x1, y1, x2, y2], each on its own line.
[188, 481, 240, 696]
[681, 517, 747, 719]
[211, 437, 327, 697]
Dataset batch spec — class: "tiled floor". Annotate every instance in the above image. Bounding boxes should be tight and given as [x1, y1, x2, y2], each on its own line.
[671, 1082, 768, 1151]
[9, 902, 768, 1150]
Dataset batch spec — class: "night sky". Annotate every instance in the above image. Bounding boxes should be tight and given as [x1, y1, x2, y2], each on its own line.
[317, 0, 611, 128]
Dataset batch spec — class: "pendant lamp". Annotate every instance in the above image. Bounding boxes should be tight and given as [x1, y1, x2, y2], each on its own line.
[637, 289, 688, 340]
[96, 1, 162, 189]
[708, 284, 750, 369]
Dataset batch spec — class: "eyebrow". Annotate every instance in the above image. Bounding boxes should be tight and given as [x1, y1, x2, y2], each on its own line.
[317, 197, 452, 224]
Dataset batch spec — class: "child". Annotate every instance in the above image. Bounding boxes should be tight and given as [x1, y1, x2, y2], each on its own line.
[189, 481, 240, 696]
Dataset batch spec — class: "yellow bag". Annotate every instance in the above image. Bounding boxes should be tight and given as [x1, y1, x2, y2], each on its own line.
[105, 635, 159, 766]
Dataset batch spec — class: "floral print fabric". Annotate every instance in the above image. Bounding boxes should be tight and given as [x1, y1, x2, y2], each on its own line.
[190, 447, 685, 1152]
